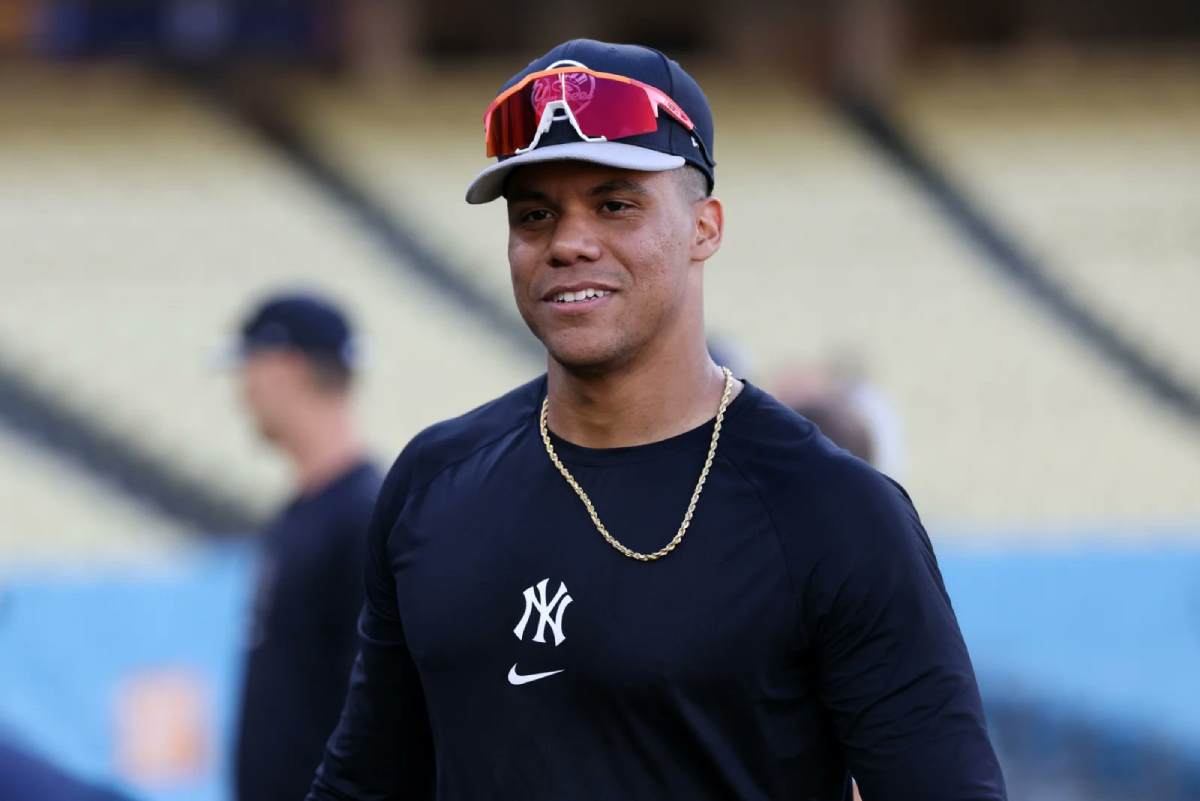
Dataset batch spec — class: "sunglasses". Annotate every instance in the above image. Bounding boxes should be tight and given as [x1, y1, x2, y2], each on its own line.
[483, 61, 710, 165]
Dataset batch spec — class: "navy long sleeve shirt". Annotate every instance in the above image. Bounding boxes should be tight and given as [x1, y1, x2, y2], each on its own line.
[236, 460, 381, 801]
[307, 378, 1006, 801]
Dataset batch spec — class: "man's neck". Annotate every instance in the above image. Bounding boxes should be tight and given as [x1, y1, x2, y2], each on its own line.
[282, 405, 365, 495]
[545, 346, 742, 449]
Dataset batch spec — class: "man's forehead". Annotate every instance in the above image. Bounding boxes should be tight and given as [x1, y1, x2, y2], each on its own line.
[502, 162, 665, 200]
[241, 348, 304, 369]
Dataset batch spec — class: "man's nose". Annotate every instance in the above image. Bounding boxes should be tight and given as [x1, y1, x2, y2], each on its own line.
[547, 211, 602, 267]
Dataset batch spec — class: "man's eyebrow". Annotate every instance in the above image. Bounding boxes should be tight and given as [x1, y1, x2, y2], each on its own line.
[589, 179, 649, 196]
[504, 187, 549, 203]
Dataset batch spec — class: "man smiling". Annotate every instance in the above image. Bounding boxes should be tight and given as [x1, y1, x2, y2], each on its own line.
[306, 39, 1006, 801]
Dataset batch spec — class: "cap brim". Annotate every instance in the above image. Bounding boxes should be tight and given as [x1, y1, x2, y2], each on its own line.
[465, 142, 686, 204]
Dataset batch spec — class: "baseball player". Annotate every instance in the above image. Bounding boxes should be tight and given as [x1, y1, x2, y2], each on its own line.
[230, 293, 382, 801]
[306, 40, 1006, 801]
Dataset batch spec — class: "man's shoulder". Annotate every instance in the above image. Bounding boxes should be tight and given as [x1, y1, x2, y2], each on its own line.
[396, 375, 544, 493]
[726, 383, 919, 548]
[724, 381, 860, 487]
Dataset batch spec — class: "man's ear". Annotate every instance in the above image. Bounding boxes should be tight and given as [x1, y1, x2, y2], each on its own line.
[691, 195, 724, 262]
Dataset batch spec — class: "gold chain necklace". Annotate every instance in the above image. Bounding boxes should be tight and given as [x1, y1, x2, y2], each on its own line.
[539, 366, 734, 562]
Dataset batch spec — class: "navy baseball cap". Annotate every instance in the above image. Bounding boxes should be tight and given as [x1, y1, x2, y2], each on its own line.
[465, 39, 716, 204]
[233, 292, 359, 368]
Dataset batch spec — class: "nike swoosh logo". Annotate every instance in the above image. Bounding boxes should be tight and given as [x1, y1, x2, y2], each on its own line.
[507, 663, 564, 685]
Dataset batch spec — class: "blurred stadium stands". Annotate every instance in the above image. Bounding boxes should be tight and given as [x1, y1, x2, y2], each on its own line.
[898, 54, 1200, 394]
[0, 419, 185, 565]
[293, 62, 1200, 527]
[1, 3, 1198, 800]
[0, 64, 534, 537]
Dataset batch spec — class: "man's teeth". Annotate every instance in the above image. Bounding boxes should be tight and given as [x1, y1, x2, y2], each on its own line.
[552, 288, 611, 303]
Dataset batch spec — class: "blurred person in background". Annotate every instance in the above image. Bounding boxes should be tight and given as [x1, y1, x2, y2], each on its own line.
[230, 292, 381, 801]
[774, 353, 905, 476]
[772, 362, 877, 465]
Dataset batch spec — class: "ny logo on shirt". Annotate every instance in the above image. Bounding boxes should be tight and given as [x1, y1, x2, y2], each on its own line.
[513, 578, 572, 646]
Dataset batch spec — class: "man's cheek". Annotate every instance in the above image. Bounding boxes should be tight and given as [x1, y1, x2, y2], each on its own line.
[507, 257, 530, 298]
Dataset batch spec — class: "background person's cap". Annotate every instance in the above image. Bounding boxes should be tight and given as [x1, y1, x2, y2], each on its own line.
[465, 39, 716, 204]
[233, 292, 359, 368]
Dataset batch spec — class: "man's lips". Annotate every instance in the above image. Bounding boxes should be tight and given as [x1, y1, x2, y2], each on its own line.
[540, 282, 620, 305]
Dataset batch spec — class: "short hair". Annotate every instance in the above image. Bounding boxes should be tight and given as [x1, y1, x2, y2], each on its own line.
[674, 164, 710, 204]
[307, 354, 354, 394]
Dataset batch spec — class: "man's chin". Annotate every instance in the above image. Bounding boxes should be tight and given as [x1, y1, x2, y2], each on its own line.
[544, 338, 632, 376]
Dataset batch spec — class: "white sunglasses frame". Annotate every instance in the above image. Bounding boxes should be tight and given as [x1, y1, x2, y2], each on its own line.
[514, 59, 609, 155]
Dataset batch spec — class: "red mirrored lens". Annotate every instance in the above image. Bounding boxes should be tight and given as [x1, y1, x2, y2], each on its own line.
[486, 82, 538, 158]
[485, 72, 664, 158]
[568, 78, 659, 142]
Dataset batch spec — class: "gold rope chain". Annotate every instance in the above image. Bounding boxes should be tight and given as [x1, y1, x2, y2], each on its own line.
[539, 367, 734, 562]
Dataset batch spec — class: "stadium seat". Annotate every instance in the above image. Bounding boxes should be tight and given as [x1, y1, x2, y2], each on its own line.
[292, 66, 1200, 529]
[0, 65, 535, 552]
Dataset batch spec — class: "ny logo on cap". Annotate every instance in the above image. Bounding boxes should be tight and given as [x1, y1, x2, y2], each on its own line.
[531, 60, 596, 117]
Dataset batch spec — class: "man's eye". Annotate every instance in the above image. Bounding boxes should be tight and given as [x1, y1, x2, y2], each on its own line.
[519, 209, 552, 224]
[601, 200, 631, 214]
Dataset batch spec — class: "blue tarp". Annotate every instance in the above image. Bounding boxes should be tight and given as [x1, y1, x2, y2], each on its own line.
[0, 545, 254, 801]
